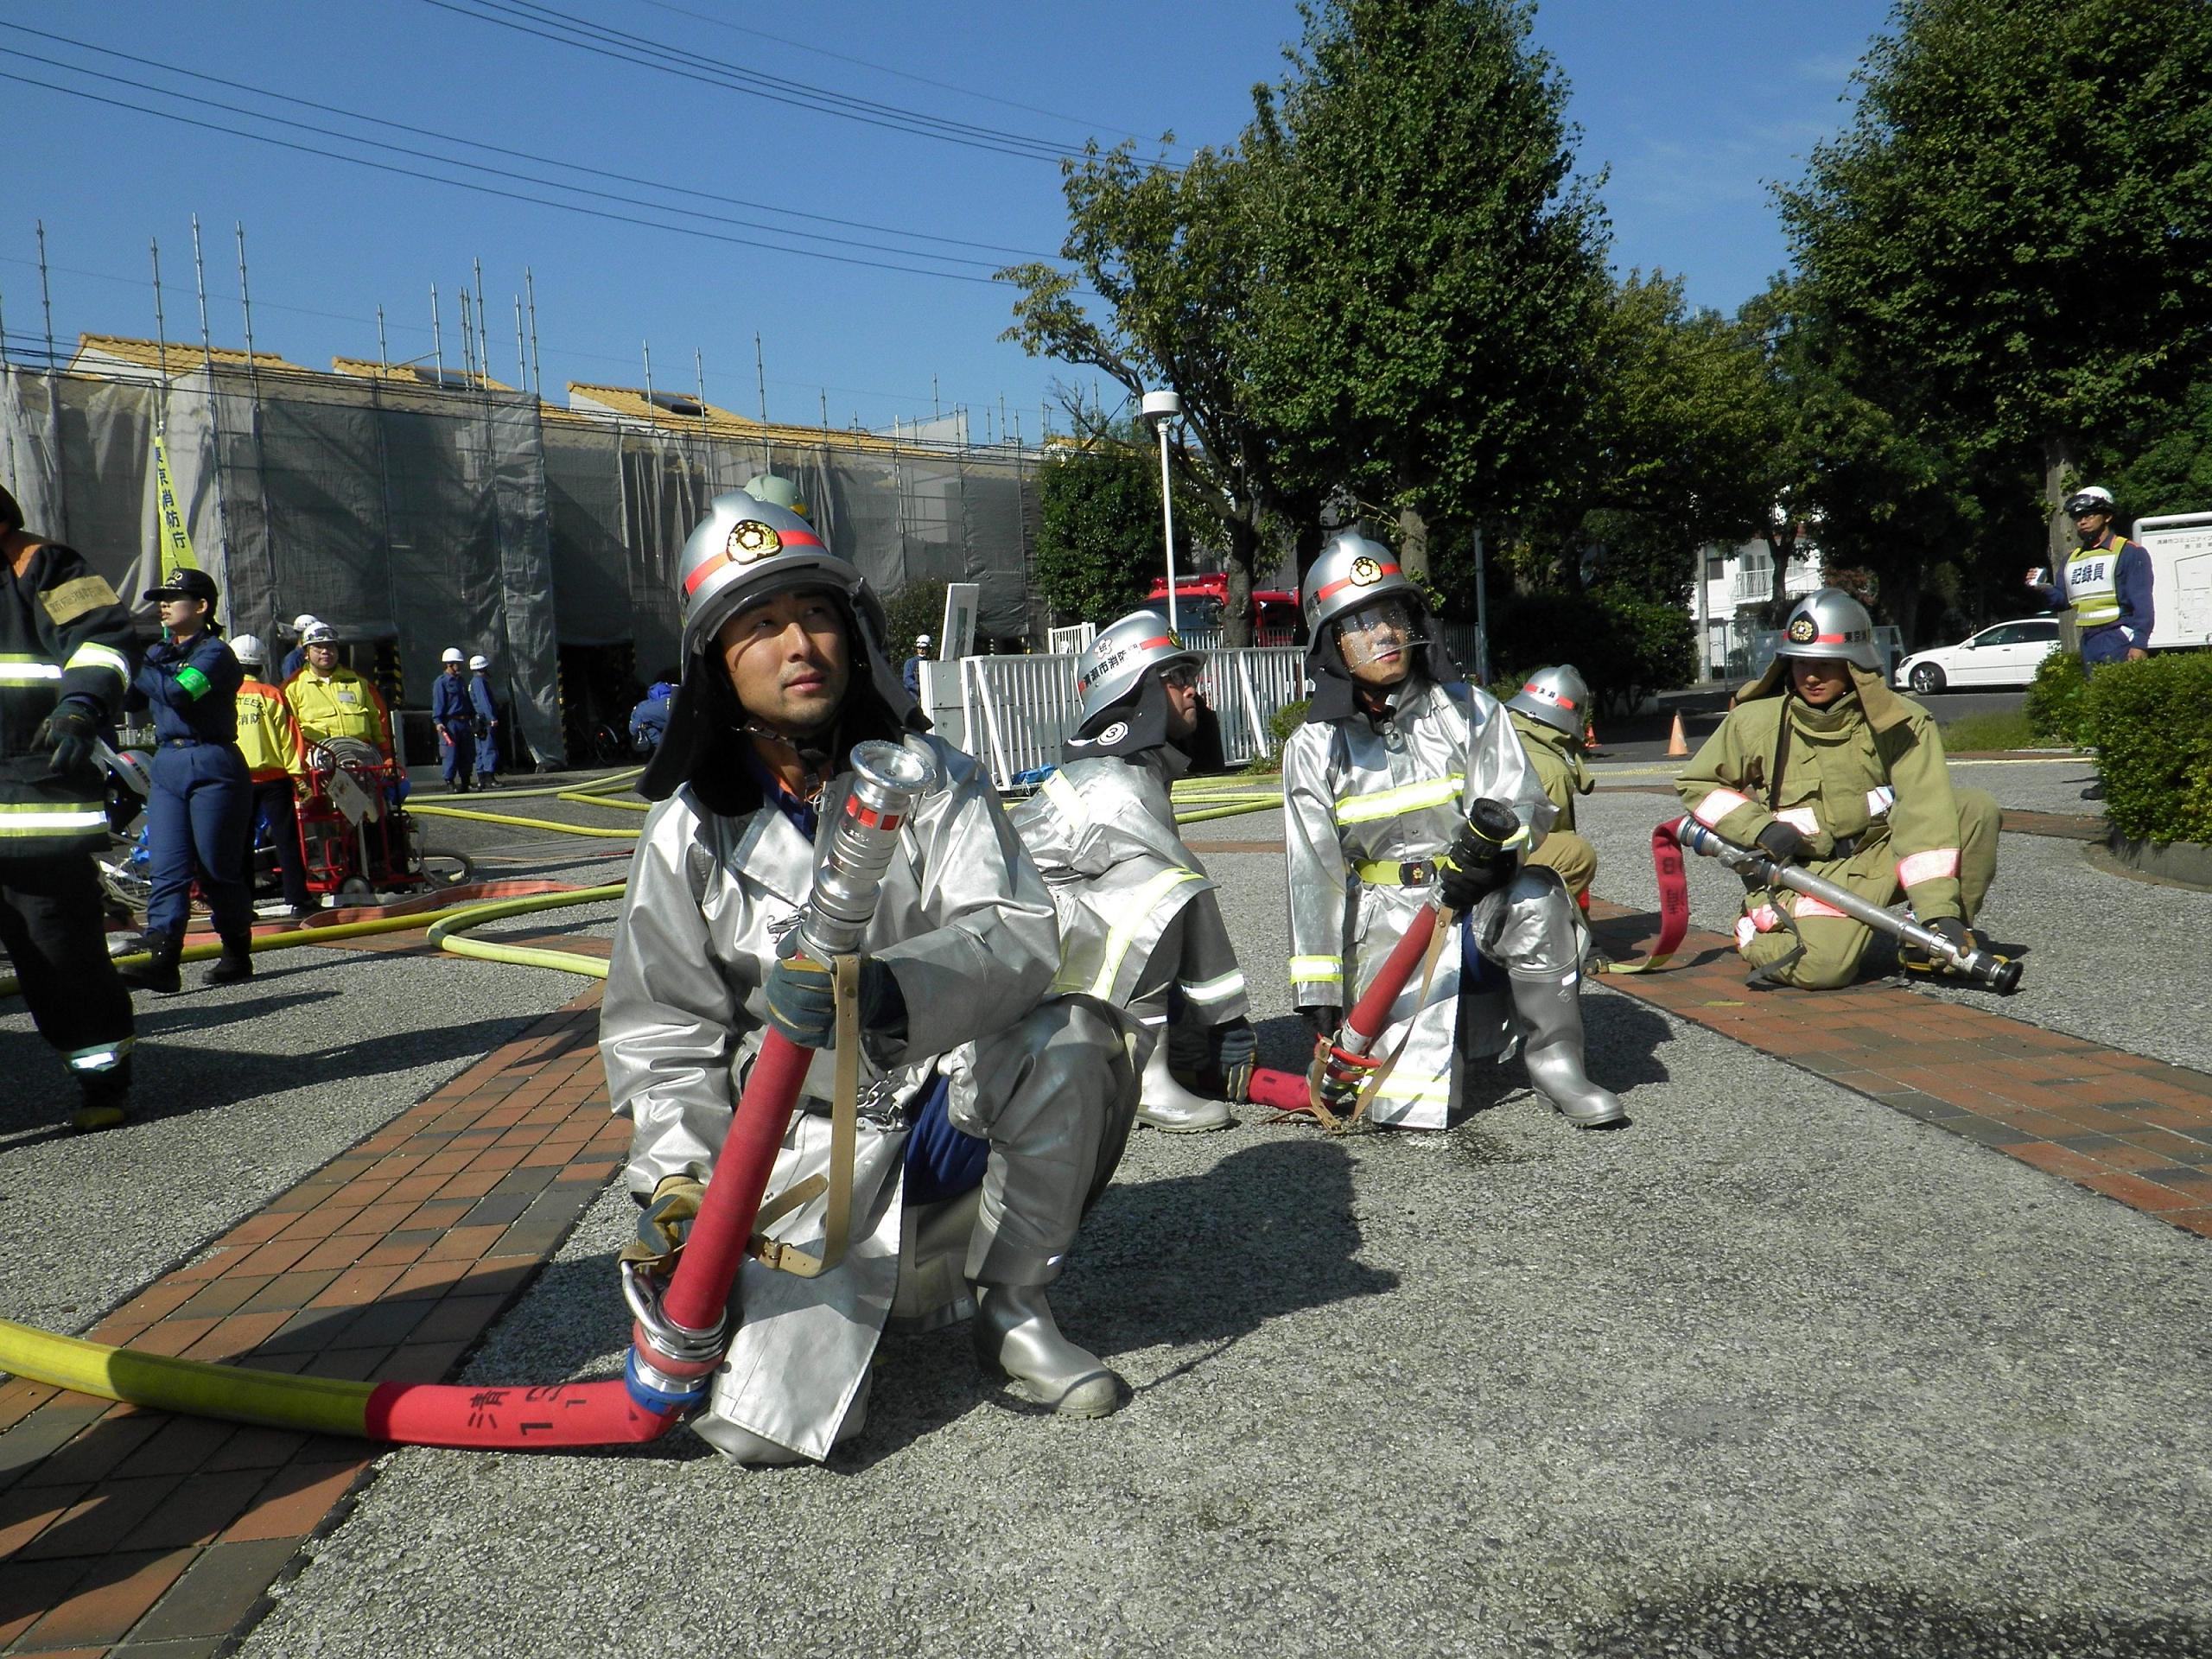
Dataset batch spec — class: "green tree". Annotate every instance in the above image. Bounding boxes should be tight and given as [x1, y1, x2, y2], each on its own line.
[1244, 0, 1612, 582]
[1779, 0, 2212, 569]
[1032, 425, 1176, 627]
[1000, 143, 1305, 647]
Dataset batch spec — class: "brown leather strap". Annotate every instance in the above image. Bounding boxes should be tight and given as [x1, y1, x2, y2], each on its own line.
[749, 955, 861, 1278]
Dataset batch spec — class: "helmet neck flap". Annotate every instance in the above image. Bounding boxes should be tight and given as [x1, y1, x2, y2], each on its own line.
[1063, 670, 1180, 763]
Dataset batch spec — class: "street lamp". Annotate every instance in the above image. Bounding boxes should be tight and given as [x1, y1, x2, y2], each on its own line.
[1141, 388, 1183, 633]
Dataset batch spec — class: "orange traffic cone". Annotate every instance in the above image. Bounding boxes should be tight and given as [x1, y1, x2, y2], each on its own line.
[1666, 712, 1690, 758]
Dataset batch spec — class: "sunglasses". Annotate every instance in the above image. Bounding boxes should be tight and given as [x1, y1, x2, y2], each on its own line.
[1160, 664, 1201, 690]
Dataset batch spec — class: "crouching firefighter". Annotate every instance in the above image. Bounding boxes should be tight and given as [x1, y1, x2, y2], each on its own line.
[1011, 613, 1254, 1134]
[1677, 587, 2000, 988]
[601, 491, 1138, 1465]
[1282, 532, 1625, 1131]
[1505, 664, 1600, 906]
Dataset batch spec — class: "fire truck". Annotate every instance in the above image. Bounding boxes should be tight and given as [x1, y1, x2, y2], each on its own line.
[1139, 573, 1302, 645]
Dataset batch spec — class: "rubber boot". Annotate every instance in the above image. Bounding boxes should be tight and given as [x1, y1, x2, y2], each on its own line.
[1136, 1040, 1233, 1133]
[72, 1057, 131, 1133]
[205, 925, 256, 986]
[1510, 970, 1627, 1128]
[973, 1283, 1122, 1417]
[116, 928, 184, 995]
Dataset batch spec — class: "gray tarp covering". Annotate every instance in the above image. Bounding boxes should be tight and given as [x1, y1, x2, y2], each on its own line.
[1, 364, 1039, 767]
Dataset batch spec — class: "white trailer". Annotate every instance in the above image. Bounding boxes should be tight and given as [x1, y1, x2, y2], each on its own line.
[2133, 512, 2212, 651]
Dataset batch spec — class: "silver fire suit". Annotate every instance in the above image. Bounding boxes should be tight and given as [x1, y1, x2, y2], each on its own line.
[1283, 676, 1567, 1129]
[1010, 747, 1249, 1055]
[601, 733, 1133, 1461]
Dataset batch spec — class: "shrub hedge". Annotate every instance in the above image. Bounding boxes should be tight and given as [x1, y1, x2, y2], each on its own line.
[2086, 654, 2212, 845]
[2024, 651, 2094, 746]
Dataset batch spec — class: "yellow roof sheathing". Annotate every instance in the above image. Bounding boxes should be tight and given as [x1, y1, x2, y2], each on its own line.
[75, 333, 296, 373]
[330, 355, 513, 391]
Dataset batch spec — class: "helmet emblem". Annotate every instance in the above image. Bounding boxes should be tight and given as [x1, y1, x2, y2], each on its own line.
[1095, 721, 1129, 747]
[1350, 556, 1383, 587]
[1786, 614, 1817, 644]
[727, 519, 782, 563]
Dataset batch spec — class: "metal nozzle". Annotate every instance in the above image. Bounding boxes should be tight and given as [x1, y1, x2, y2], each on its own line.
[796, 739, 938, 963]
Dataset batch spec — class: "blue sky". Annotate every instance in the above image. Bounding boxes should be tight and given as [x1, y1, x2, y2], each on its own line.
[0, 1, 1892, 435]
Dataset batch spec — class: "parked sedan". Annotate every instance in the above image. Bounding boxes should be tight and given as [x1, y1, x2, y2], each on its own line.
[1893, 617, 2063, 693]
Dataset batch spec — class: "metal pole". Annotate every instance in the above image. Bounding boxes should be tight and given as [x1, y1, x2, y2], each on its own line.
[431, 286, 444, 383]
[378, 304, 389, 372]
[35, 220, 67, 537]
[1157, 418, 1179, 633]
[234, 223, 258, 378]
[695, 347, 708, 426]
[0, 280, 10, 367]
[525, 269, 543, 399]
[642, 340, 656, 424]
[190, 215, 232, 569]
[1472, 525, 1491, 686]
[236, 222, 276, 632]
[457, 282, 474, 387]
[753, 332, 766, 423]
[150, 237, 171, 434]
[473, 257, 488, 380]
[517, 296, 528, 391]
[932, 375, 939, 419]
[820, 389, 829, 430]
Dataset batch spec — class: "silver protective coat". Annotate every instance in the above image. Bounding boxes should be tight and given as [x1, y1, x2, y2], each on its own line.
[1010, 747, 1249, 1054]
[1282, 677, 1561, 1129]
[601, 731, 1128, 1461]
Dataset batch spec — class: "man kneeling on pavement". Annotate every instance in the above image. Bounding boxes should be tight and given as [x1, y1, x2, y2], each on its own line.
[1011, 613, 1255, 1135]
[601, 489, 1137, 1465]
[1677, 588, 1999, 988]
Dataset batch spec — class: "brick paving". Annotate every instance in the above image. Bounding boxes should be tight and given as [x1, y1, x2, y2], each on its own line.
[0, 988, 621, 1657]
[1590, 899, 2212, 1241]
[7, 874, 2209, 1652]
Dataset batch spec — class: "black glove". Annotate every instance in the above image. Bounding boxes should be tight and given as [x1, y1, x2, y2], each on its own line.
[762, 946, 906, 1050]
[1755, 820, 1809, 864]
[1301, 1004, 1342, 1039]
[34, 698, 101, 777]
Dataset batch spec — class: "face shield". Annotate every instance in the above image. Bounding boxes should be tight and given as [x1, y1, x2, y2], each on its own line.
[1333, 597, 1421, 672]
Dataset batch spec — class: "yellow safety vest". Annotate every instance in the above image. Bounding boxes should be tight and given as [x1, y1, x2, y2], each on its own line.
[2062, 536, 2124, 628]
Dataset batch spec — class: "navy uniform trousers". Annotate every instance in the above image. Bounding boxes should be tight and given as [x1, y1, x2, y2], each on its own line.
[145, 741, 253, 936]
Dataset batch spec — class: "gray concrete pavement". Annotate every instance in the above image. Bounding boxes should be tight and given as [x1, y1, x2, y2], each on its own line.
[6, 764, 2209, 1656]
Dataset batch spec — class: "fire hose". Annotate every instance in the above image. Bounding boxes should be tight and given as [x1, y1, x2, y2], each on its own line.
[1246, 798, 1524, 1126]
[1604, 817, 2022, 993]
[0, 741, 938, 1449]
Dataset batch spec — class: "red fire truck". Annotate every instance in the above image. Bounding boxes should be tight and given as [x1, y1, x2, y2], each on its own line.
[1140, 574, 1301, 645]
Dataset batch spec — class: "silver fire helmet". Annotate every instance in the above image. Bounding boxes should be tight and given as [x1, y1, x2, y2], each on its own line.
[1302, 531, 1421, 637]
[1075, 611, 1200, 729]
[1507, 664, 1592, 739]
[1775, 588, 1881, 672]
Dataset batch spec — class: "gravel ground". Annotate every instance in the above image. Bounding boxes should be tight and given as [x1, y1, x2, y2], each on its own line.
[241, 812, 2209, 1659]
[8, 768, 2209, 1656]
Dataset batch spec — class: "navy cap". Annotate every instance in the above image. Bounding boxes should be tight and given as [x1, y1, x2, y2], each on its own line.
[148, 567, 219, 606]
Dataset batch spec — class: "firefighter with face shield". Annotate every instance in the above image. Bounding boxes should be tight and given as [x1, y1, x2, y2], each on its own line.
[1010, 613, 1253, 1135]
[1678, 588, 2002, 988]
[601, 492, 1137, 1464]
[1282, 533, 1625, 1130]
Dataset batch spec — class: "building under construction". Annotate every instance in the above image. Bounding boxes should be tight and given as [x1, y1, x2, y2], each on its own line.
[0, 336, 1042, 765]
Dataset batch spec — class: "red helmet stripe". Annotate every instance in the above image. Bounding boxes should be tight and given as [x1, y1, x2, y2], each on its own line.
[683, 528, 829, 597]
[1313, 563, 1402, 605]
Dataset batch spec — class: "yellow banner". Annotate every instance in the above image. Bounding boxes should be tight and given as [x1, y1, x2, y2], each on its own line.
[151, 435, 198, 571]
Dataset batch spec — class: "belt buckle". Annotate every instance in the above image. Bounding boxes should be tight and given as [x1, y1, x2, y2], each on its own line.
[1401, 858, 1436, 887]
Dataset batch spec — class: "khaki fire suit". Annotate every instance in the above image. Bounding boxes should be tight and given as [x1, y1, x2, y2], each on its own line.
[1509, 709, 1598, 901]
[1676, 667, 1999, 988]
[1010, 747, 1249, 1062]
[601, 732, 1134, 1461]
[1284, 676, 1571, 1130]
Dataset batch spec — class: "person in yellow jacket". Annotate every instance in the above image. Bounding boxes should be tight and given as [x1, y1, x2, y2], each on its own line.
[228, 634, 313, 918]
[283, 621, 398, 766]
[1504, 664, 1599, 905]
[1676, 588, 2000, 988]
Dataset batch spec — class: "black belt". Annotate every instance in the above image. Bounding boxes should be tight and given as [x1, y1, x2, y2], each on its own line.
[162, 737, 207, 748]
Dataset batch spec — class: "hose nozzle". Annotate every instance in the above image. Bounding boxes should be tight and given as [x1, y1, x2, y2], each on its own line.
[798, 740, 938, 963]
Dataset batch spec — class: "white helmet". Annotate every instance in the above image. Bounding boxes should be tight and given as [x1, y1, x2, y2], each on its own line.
[2063, 485, 2115, 517]
[741, 473, 809, 518]
[1075, 611, 1200, 731]
[291, 613, 320, 634]
[442, 646, 466, 664]
[1776, 588, 1881, 672]
[468, 653, 490, 671]
[231, 632, 266, 667]
[1507, 664, 1592, 740]
[1302, 531, 1422, 636]
[301, 620, 337, 647]
[915, 632, 932, 650]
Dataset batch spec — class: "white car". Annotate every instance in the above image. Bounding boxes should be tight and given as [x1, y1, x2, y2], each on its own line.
[1892, 617, 2063, 694]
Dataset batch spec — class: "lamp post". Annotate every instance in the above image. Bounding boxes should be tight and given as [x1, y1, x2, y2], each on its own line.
[1141, 388, 1184, 633]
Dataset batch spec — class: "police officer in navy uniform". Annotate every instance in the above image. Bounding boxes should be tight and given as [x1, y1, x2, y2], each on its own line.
[118, 567, 256, 993]
[2026, 486, 2154, 671]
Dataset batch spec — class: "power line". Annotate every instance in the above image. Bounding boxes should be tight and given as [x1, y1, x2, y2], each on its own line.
[0, 64, 1022, 286]
[0, 43, 1031, 274]
[0, 22, 1058, 263]
[627, 0, 1171, 149]
[420, 0, 1104, 166]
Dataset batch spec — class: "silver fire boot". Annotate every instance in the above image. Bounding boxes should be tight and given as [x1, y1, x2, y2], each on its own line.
[973, 1283, 1122, 1417]
[1509, 968, 1626, 1128]
[1136, 1039, 1233, 1133]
